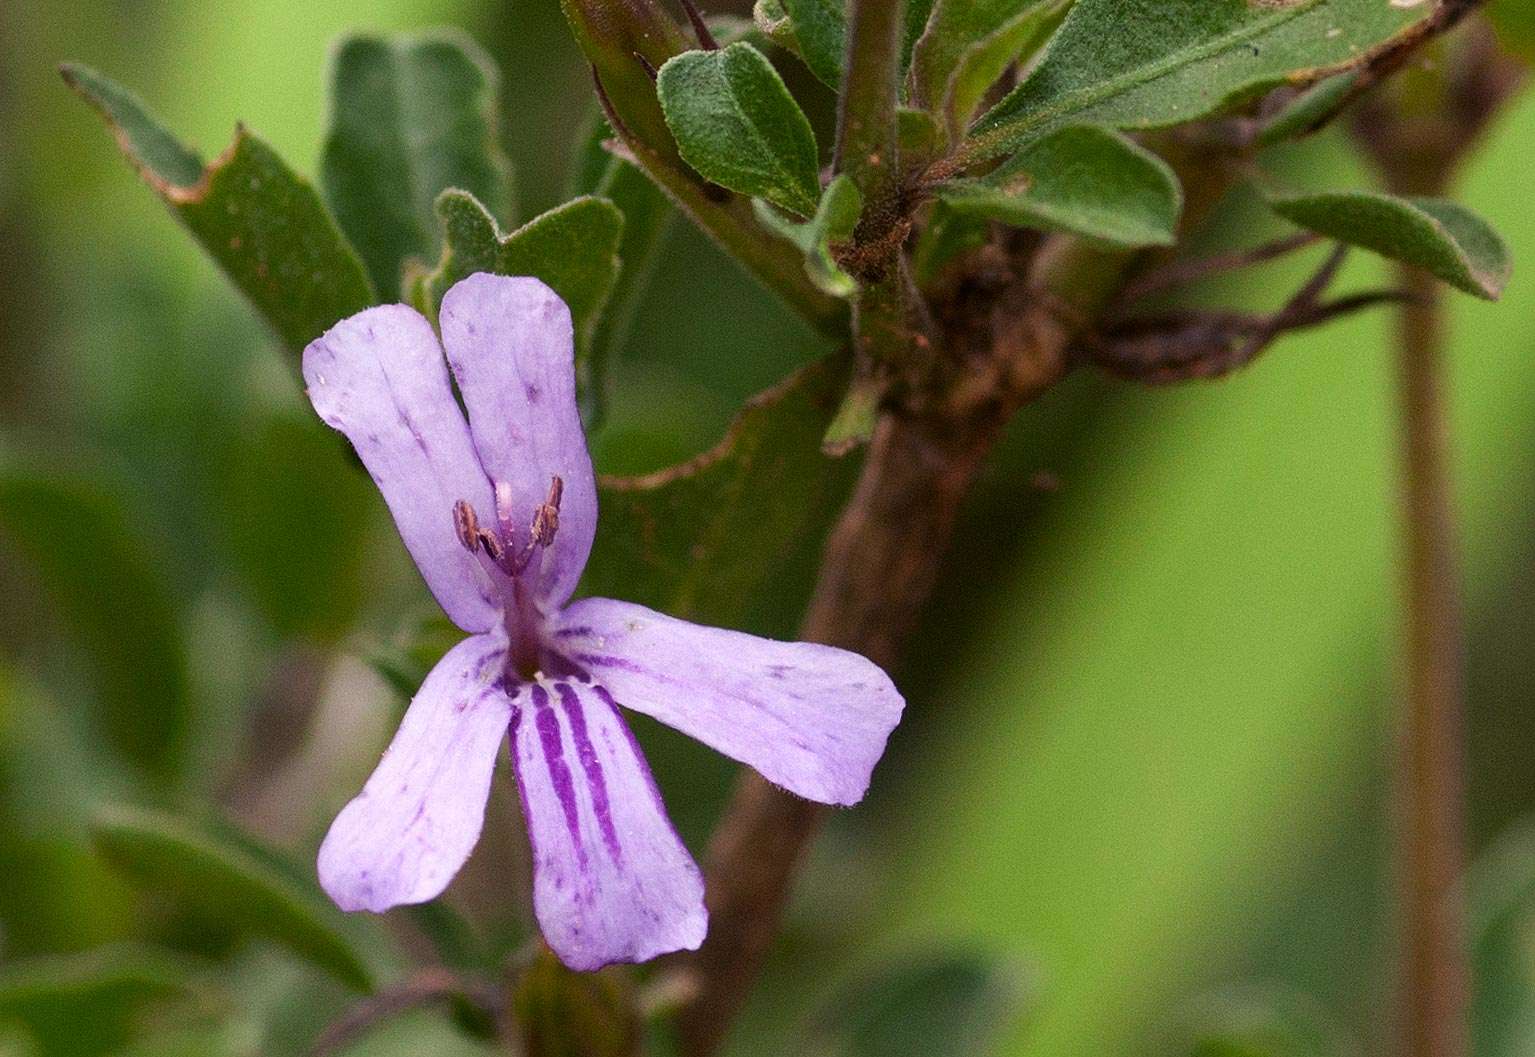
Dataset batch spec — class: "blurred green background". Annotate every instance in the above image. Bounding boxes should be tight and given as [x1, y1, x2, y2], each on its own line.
[2, 2, 1534, 1055]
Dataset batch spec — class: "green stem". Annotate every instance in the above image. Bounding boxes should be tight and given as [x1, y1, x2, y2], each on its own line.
[834, 0, 904, 207]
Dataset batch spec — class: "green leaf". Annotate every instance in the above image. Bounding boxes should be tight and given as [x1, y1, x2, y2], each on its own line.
[61, 63, 375, 354]
[657, 43, 822, 217]
[754, 173, 863, 297]
[0, 945, 198, 1057]
[908, 0, 1064, 135]
[0, 475, 190, 790]
[1255, 72, 1360, 147]
[217, 410, 374, 641]
[321, 31, 514, 300]
[568, 116, 676, 423]
[90, 805, 375, 992]
[781, 0, 847, 89]
[413, 191, 624, 359]
[799, 951, 1021, 1057]
[964, 0, 1430, 165]
[1179, 989, 1346, 1057]
[938, 125, 1180, 247]
[1266, 189, 1511, 299]
[580, 358, 857, 630]
[1469, 820, 1535, 1057]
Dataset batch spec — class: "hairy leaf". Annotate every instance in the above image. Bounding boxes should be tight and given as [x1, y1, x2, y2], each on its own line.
[90, 805, 375, 992]
[413, 191, 623, 357]
[783, 0, 847, 89]
[1267, 189, 1510, 299]
[754, 174, 864, 296]
[800, 951, 1020, 1057]
[657, 43, 822, 217]
[580, 358, 856, 631]
[939, 124, 1180, 247]
[61, 63, 374, 354]
[322, 31, 513, 300]
[909, 0, 1064, 135]
[964, 0, 1430, 164]
[0, 475, 190, 790]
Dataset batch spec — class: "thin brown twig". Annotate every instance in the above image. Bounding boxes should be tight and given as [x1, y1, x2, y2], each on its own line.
[675, 0, 719, 50]
[308, 968, 503, 1057]
[1113, 232, 1321, 307]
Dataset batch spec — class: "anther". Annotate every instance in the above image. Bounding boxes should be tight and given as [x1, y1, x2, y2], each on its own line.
[452, 500, 481, 553]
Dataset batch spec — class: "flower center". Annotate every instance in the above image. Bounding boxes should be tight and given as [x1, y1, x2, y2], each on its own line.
[452, 476, 563, 579]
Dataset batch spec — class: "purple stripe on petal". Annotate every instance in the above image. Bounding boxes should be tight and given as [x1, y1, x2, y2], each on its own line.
[555, 682, 621, 865]
[508, 678, 705, 971]
[531, 684, 585, 869]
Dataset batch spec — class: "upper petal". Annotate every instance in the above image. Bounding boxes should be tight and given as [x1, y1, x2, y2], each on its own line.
[438, 274, 597, 608]
[509, 679, 706, 971]
[304, 304, 499, 632]
[555, 599, 904, 806]
[318, 632, 512, 912]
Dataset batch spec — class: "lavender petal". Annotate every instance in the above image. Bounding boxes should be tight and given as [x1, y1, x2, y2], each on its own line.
[318, 632, 512, 912]
[303, 304, 500, 632]
[555, 598, 904, 806]
[438, 274, 598, 608]
[509, 678, 706, 971]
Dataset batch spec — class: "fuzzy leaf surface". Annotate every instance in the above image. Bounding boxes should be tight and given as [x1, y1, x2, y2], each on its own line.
[62, 63, 374, 354]
[909, 0, 1064, 134]
[657, 43, 822, 217]
[754, 174, 864, 296]
[1268, 189, 1510, 299]
[939, 124, 1180, 247]
[413, 191, 623, 357]
[964, 0, 1429, 164]
[321, 31, 513, 299]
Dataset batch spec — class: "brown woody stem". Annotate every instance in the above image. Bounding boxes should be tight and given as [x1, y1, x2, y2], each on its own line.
[1395, 262, 1469, 1057]
[674, 407, 1023, 1057]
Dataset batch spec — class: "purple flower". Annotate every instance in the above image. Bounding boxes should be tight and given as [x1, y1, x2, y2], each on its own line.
[303, 273, 903, 971]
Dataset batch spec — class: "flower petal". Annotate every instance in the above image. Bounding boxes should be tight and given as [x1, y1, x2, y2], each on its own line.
[510, 679, 706, 971]
[438, 274, 597, 608]
[304, 304, 499, 633]
[555, 599, 904, 806]
[318, 632, 512, 912]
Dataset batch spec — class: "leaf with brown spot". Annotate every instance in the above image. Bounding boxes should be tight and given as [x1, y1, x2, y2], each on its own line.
[62, 63, 375, 355]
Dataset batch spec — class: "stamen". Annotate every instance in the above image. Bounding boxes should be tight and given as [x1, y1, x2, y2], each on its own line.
[454, 478, 565, 577]
[531, 477, 563, 548]
[452, 500, 481, 553]
[507, 476, 565, 576]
